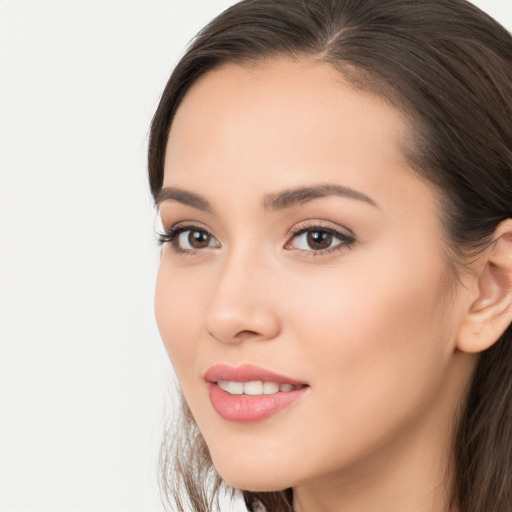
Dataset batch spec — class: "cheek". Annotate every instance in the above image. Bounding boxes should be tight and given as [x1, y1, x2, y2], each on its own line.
[281, 250, 454, 429]
[286, 254, 449, 343]
[154, 261, 207, 378]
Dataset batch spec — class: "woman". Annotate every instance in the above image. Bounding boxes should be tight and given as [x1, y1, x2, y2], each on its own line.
[148, 1, 512, 511]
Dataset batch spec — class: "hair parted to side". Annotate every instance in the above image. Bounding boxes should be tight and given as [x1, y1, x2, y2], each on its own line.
[148, 1, 512, 511]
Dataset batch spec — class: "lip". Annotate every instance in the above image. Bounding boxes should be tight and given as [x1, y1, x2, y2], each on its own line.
[204, 363, 307, 386]
[205, 364, 308, 423]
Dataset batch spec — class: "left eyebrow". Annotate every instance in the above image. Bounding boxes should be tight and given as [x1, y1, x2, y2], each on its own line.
[156, 187, 212, 212]
[262, 184, 379, 211]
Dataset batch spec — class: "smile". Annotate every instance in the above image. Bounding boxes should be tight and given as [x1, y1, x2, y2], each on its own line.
[217, 380, 303, 395]
[205, 364, 309, 422]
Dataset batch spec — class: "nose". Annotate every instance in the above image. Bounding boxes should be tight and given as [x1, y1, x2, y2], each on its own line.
[204, 251, 281, 344]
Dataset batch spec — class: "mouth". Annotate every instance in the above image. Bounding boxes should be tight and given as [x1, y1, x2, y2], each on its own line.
[204, 364, 309, 423]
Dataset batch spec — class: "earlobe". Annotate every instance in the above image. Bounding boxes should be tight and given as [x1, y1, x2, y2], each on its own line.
[456, 219, 512, 354]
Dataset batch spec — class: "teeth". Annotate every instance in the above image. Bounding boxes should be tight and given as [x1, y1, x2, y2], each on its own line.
[244, 381, 263, 395]
[217, 380, 301, 396]
[217, 380, 244, 395]
[263, 382, 280, 394]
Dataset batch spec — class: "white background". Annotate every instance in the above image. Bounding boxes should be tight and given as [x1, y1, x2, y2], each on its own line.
[0, 1, 511, 510]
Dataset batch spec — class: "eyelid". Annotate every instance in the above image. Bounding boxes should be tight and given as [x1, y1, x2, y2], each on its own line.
[161, 220, 210, 233]
[286, 220, 354, 239]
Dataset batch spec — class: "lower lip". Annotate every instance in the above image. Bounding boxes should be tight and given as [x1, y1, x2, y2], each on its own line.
[208, 383, 307, 423]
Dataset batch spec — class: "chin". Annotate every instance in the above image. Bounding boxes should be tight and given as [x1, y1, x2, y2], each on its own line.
[211, 455, 295, 492]
[222, 476, 290, 493]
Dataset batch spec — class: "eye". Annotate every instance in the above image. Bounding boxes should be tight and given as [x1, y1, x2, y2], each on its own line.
[158, 225, 220, 253]
[286, 225, 355, 254]
[175, 229, 217, 250]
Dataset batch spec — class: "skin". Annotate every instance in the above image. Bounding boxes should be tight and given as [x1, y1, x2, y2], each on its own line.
[154, 58, 479, 512]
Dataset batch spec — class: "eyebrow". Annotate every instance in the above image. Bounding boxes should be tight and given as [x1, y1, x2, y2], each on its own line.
[156, 187, 212, 212]
[263, 184, 378, 211]
[156, 183, 378, 212]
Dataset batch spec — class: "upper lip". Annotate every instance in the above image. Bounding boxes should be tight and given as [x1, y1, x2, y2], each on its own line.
[204, 363, 307, 386]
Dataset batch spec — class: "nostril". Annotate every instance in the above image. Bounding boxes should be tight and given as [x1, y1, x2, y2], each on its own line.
[208, 328, 271, 343]
[235, 330, 260, 338]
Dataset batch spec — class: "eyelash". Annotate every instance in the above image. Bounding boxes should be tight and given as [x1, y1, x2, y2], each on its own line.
[157, 223, 355, 256]
[285, 223, 355, 255]
[157, 223, 215, 255]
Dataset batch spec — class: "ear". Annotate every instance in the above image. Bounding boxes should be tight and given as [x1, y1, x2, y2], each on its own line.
[456, 219, 512, 354]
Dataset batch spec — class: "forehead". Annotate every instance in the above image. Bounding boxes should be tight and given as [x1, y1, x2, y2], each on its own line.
[163, 58, 416, 204]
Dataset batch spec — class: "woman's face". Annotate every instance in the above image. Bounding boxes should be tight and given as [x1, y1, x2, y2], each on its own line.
[155, 59, 474, 494]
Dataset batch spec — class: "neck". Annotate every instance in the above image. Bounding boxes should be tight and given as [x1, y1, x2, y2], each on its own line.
[293, 434, 455, 512]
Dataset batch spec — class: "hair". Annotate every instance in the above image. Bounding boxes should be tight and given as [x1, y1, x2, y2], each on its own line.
[148, 1, 512, 511]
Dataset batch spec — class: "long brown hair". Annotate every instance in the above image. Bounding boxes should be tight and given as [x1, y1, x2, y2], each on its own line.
[148, 1, 512, 510]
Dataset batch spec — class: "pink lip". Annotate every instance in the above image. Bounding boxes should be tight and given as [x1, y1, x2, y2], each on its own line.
[204, 363, 307, 385]
[205, 364, 308, 423]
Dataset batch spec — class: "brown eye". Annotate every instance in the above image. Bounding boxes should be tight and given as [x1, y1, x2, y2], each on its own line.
[188, 230, 212, 248]
[306, 231, 333, 250]
[287, 226, 355, 254]
[169, 228, 220, 252]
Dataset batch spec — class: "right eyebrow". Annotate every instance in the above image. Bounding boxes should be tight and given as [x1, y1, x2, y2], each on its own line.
[156, 187, 212, 212]
[263, 183, 379, 211]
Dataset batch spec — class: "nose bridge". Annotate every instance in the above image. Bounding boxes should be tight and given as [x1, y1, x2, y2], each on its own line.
[205, 243, 280, 343]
